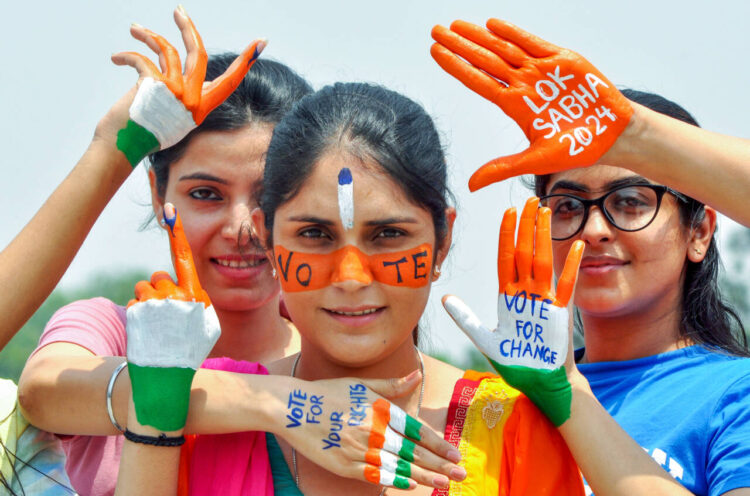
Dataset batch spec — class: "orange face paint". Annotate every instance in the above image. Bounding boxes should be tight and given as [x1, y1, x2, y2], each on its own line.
[273, 244, 433, 292]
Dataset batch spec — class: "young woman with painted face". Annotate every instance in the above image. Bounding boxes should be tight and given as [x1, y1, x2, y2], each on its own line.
[431, 17, 750, 496]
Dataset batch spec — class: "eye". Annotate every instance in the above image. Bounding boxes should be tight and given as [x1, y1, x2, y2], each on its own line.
[375, 228, 405, 239]
[299, 227, 331, 240]
[189, 188, 222, 201]
[550, 197, 583, 218]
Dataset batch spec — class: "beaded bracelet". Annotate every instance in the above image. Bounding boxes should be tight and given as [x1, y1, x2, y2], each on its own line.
[123, 429, 185, 447]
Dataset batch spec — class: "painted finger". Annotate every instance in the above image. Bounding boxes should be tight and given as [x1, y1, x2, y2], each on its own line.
[555, 240, 584, 307]
[111, 52, 162, 80]
[197, 39, 266, 124]
[150, 271, 175, 292]
[369, 449, 452, 489]
[430, 42, 508, 106]
[162, 204, 203, 299]
[498, 207, 517, 294]
[515, 197, 539, 282]
[533, 207, 553, 288]
[485, 18, 559, 58]
[129, 24, 169, 75]
[431, 24, 514, 84]
[141, 28, 183, 94]
[134, 280, 157, 301]
[173, 6, 207, 110]
[363, 462, 415, 490]
[450, 20, 527, 68]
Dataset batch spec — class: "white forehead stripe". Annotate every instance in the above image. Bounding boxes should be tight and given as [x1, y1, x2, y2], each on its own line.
[338, 168, 354, 230]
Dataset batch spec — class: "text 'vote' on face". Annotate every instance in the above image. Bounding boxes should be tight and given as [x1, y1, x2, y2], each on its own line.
[273, 244, 433, 292]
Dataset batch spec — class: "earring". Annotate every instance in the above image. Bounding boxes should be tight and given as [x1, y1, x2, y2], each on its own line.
[433, 265, 441, 277]
[694, 248, 703, 256]
[272, 267, 277, 279]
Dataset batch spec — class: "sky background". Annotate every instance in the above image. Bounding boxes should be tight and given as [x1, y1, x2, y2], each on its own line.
[2, 0, 748, 361]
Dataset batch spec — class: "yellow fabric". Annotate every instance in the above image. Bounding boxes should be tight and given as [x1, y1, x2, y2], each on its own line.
[449, 377, 521, 496]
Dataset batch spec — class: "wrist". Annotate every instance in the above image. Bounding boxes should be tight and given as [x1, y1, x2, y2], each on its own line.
[602, 101, 652, 172]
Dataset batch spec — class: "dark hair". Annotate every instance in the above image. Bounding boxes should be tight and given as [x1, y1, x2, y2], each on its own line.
[149, 55, 313, 198]
[262, 82, 452, 243]
[261, 82, 454, 345]
[535, 89, 748, 356]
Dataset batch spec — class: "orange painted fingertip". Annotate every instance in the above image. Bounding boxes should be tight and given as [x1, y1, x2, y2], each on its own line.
[364, 465, 380, 484]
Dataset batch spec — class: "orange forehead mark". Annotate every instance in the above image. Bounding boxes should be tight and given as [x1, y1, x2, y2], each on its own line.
[274, 244, 433, 292]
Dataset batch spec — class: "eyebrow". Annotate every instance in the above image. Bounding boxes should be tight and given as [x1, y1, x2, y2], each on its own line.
[548, 175, 652, 194]
[178, 172, 228, 185]
[285, 216, 420, 226]
[364, 217, 420, 226]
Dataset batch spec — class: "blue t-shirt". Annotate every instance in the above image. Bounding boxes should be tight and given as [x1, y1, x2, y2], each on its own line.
[578, 346, 750, 496]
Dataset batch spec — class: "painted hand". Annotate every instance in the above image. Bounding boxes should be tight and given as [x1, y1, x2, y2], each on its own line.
[112, 6, 265, 167]
[431, 19, 632, 191]
[125, 203, 221, 432]
[443, 198, 584, 426]
[278, 374, 464, 490]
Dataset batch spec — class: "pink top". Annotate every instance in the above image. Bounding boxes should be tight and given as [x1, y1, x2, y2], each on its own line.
[34, 298, 273, 496]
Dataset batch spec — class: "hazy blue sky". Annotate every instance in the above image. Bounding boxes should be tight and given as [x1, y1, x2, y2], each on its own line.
[2, 0, 748, 359]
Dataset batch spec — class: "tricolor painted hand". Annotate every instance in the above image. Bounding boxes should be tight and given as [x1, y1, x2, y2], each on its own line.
[279, 376, 464, 490]
[112, 6, 265, 167]
[125, 203, 220, 432]
[431, 19, 633, 191]
[442, 198, 584, 426]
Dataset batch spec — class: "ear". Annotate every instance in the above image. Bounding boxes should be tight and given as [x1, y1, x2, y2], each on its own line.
[250, 207, 275, 269]
[433, 207, 457, 280]
[686, 206, 716, 263]
[148, 168, 166, 227]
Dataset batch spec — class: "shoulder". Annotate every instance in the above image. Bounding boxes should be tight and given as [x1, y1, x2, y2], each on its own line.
[37, 297, 128, 356]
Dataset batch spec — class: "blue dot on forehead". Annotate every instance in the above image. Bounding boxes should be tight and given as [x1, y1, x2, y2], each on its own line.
[338, 167, 353, 185]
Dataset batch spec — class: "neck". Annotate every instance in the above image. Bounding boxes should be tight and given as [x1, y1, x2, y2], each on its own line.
[210, 295, 298, 363]
[294, 337, 421, 381]
[580, 293, 689, 363]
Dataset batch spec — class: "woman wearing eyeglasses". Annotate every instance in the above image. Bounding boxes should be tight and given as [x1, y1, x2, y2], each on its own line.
[432, 19, 750, 496]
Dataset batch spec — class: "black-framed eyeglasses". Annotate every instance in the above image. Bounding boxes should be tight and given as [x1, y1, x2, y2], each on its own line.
[540, 184, 688, 241]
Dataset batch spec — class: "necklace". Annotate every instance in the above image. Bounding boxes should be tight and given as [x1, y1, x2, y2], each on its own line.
[290, 349, 426, 496]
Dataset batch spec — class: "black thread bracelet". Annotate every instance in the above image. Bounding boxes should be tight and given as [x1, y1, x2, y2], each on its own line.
[123, 429, 185, 447]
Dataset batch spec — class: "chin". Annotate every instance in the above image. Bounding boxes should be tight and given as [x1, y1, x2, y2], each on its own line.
[210, 288, 280, 313]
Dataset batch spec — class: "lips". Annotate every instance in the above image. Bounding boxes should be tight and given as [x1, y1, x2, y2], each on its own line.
[323, 305, 386, 327]
[210, 254, 269, 280]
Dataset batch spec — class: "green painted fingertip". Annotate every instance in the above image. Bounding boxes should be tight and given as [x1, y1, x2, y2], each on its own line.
[398, 438, 416, 462]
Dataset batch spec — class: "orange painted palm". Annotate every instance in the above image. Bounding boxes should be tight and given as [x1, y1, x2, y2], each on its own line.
[431, 19, 632, 191]
[443, 198, 584, 426]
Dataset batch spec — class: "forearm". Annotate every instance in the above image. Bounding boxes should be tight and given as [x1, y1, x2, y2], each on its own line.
[19, 350, 282, 436]
[0, 140, 131, 348]
[611, 102, 750, 227]
[558, 373, 692, 496]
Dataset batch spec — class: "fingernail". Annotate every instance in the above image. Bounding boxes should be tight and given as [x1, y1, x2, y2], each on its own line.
[131, 22, 143, 28]
[163, 203, 176, 234]
[447, 448, 461, 463]
[433, 475, 449, 488]
[251, 40, 267, 62]
[449, 466, 467, 481]
[402, 369, 420, 383]
[177, 4, 187, 16]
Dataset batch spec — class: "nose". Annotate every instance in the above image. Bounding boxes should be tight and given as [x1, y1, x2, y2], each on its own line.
[579, 206, 613, 245]
[222, 203, 252, 243]
[331, 246, 374, 289]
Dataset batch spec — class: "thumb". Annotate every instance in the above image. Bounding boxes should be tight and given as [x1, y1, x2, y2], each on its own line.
[360, 370, 421, 400]
[468, 140, 565, 192]
[441, 294, 489, 343]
